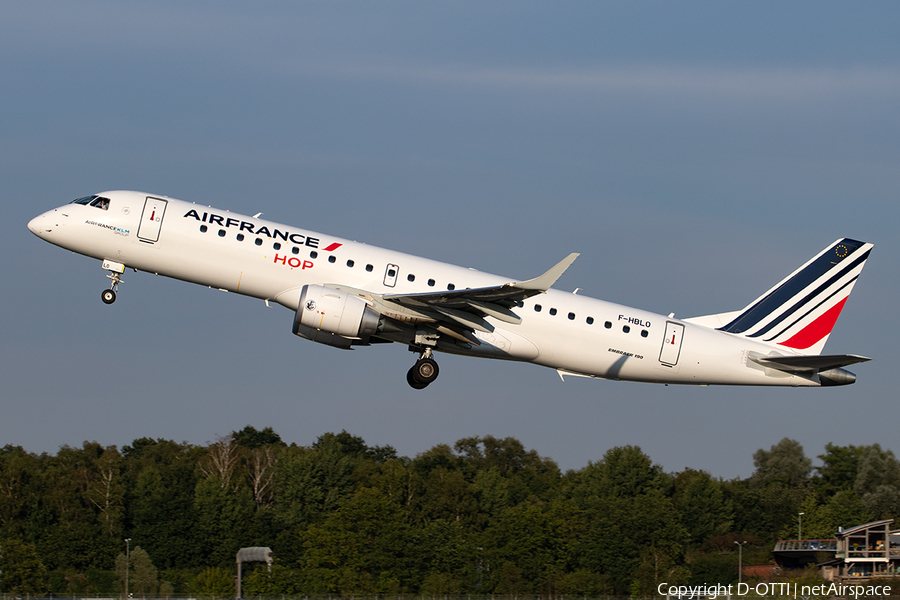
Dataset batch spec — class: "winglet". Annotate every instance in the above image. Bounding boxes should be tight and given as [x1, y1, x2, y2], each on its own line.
[512, 253, 579, 292]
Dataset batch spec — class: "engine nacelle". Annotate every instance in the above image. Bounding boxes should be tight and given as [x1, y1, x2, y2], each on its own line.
[292, 284, 381, 349]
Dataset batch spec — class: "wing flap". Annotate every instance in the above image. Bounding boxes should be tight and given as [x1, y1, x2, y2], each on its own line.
[464, 299, 522, 324]
[433, 306, 495, 334]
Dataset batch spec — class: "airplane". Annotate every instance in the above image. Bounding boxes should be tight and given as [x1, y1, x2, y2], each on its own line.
[28, 191, 873, 389]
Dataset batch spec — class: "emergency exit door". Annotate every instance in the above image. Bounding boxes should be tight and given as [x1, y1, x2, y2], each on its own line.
[137, 197, 167, 243]
[659, 322, 685, 366]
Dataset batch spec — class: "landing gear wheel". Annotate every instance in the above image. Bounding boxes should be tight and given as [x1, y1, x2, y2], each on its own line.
[411, 357, 440, 386]
[407, 368, 429, 389]
[101, 289, 117, 304]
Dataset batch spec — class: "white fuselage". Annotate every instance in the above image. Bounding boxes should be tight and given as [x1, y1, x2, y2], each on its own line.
[28, 190, 819, 387]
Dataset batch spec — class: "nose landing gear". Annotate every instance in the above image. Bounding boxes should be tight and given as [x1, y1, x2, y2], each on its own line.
[101, 260, 126, 304]
[407, 349, 440, 389]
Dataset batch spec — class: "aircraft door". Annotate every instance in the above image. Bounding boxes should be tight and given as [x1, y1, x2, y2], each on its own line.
[659, 321, 685, 366]
[383, 263, 399, 287]
[137, 197, 167, 243]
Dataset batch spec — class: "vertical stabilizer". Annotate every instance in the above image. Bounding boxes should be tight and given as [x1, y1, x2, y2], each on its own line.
[717, 238, 873, 355]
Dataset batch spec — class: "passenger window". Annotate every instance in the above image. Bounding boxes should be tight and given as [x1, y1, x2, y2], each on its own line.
[237, 233, 244, 241]
[347, 260, 354, 267]
[200, 225, 208, 233]
[535, 304, 542, 312]
[623, 325, 630, 333]
[292, 247, 300, 255]
[587, 316, 594, 324]
[255, 238, 263, 246]
[328, 256, 336, 263]
[448, 284, 455, 290]
[407, 274, 415, 282]
[641, 330, 648, 338]
[549, 308, 558, 316]
[310, 251, 318, 259]
[366, 264, 374, 272]
[273, 242, 281, 250]
[605, 321, 612, 329]
[218, 229, 226, 237]
[388, 268, 396, 277]
[428, 279, 435, 287]
[568, 312, 575, 320]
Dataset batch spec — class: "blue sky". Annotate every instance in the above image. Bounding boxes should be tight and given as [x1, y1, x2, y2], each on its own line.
[2, 1, 898, 477]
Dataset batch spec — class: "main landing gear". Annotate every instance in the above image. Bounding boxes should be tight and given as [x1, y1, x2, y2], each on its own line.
[407, 348, 440, 389]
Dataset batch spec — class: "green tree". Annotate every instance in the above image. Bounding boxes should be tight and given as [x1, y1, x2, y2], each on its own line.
[193, 567, 234, 598]
[0, 446, 39, 539]
[130, 546, 159, 597]
[84, 446, 125, 541]
[420, 570, 464, 596]
[302, 486, 414, 595]
[751, 438, 812, 487]
[727, 478, 808, 542]
[0, 538, 48, 593]
[825, 489, 872, 527]
[242, 564, 304, 596]
[672, 469, 733, 546]
[116, 546, 159, 598]
[480, 502, 558, 595]
[415, 519, 474, 590]
[193, 476, 254, 566]
[232, 426, 284, 450]
[125, 439, 203, 568]
[854, 444, 900, 518]
[563, 446, 687, 594]
[814, 443, 861, 497]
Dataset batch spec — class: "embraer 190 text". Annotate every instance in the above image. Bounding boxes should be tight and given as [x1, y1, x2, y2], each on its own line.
[28, 191, 873, 389]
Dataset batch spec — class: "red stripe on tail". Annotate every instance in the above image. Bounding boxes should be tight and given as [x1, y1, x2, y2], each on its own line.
[778, 297, 847, 350]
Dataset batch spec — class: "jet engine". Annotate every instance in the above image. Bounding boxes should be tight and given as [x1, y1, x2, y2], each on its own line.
[292, 284, 381, 349]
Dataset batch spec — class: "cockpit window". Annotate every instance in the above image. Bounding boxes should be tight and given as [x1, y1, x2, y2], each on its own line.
[89, 196, 110, 210]
[69, 195, 110, 210]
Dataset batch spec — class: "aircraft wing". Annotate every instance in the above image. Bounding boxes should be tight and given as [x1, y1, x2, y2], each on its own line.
[751, 354, 871, 373]
[384, 253, 578, 318]
[348, 253, 580, 345]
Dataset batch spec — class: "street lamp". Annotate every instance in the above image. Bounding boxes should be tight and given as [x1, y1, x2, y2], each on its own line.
[125, 538, 131, 599]
[735, 541, 747, 585]
[799, 512, 805, 541]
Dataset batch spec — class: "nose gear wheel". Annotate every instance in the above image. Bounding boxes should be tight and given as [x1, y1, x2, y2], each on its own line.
[102, 271, 124, 304]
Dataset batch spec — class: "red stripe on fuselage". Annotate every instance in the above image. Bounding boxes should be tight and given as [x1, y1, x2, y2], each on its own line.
[778, 297, 847, 350]
[323, 243, 342, 252]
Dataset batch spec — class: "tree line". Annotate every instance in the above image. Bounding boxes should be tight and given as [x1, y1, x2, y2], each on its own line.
[0, 427, 898, 597]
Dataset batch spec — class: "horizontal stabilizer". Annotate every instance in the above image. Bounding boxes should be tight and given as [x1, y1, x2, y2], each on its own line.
[751, 354, 870, 373]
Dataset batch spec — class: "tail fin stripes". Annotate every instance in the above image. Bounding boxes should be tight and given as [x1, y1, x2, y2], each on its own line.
[717, 238, 873, 354]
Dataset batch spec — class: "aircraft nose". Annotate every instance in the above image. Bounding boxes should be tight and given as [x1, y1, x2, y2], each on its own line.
[27, 214, 43, 235]
[28, 212, 55, 238]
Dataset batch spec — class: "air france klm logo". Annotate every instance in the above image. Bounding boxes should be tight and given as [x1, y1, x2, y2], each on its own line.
[86, 220, 130, 236]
